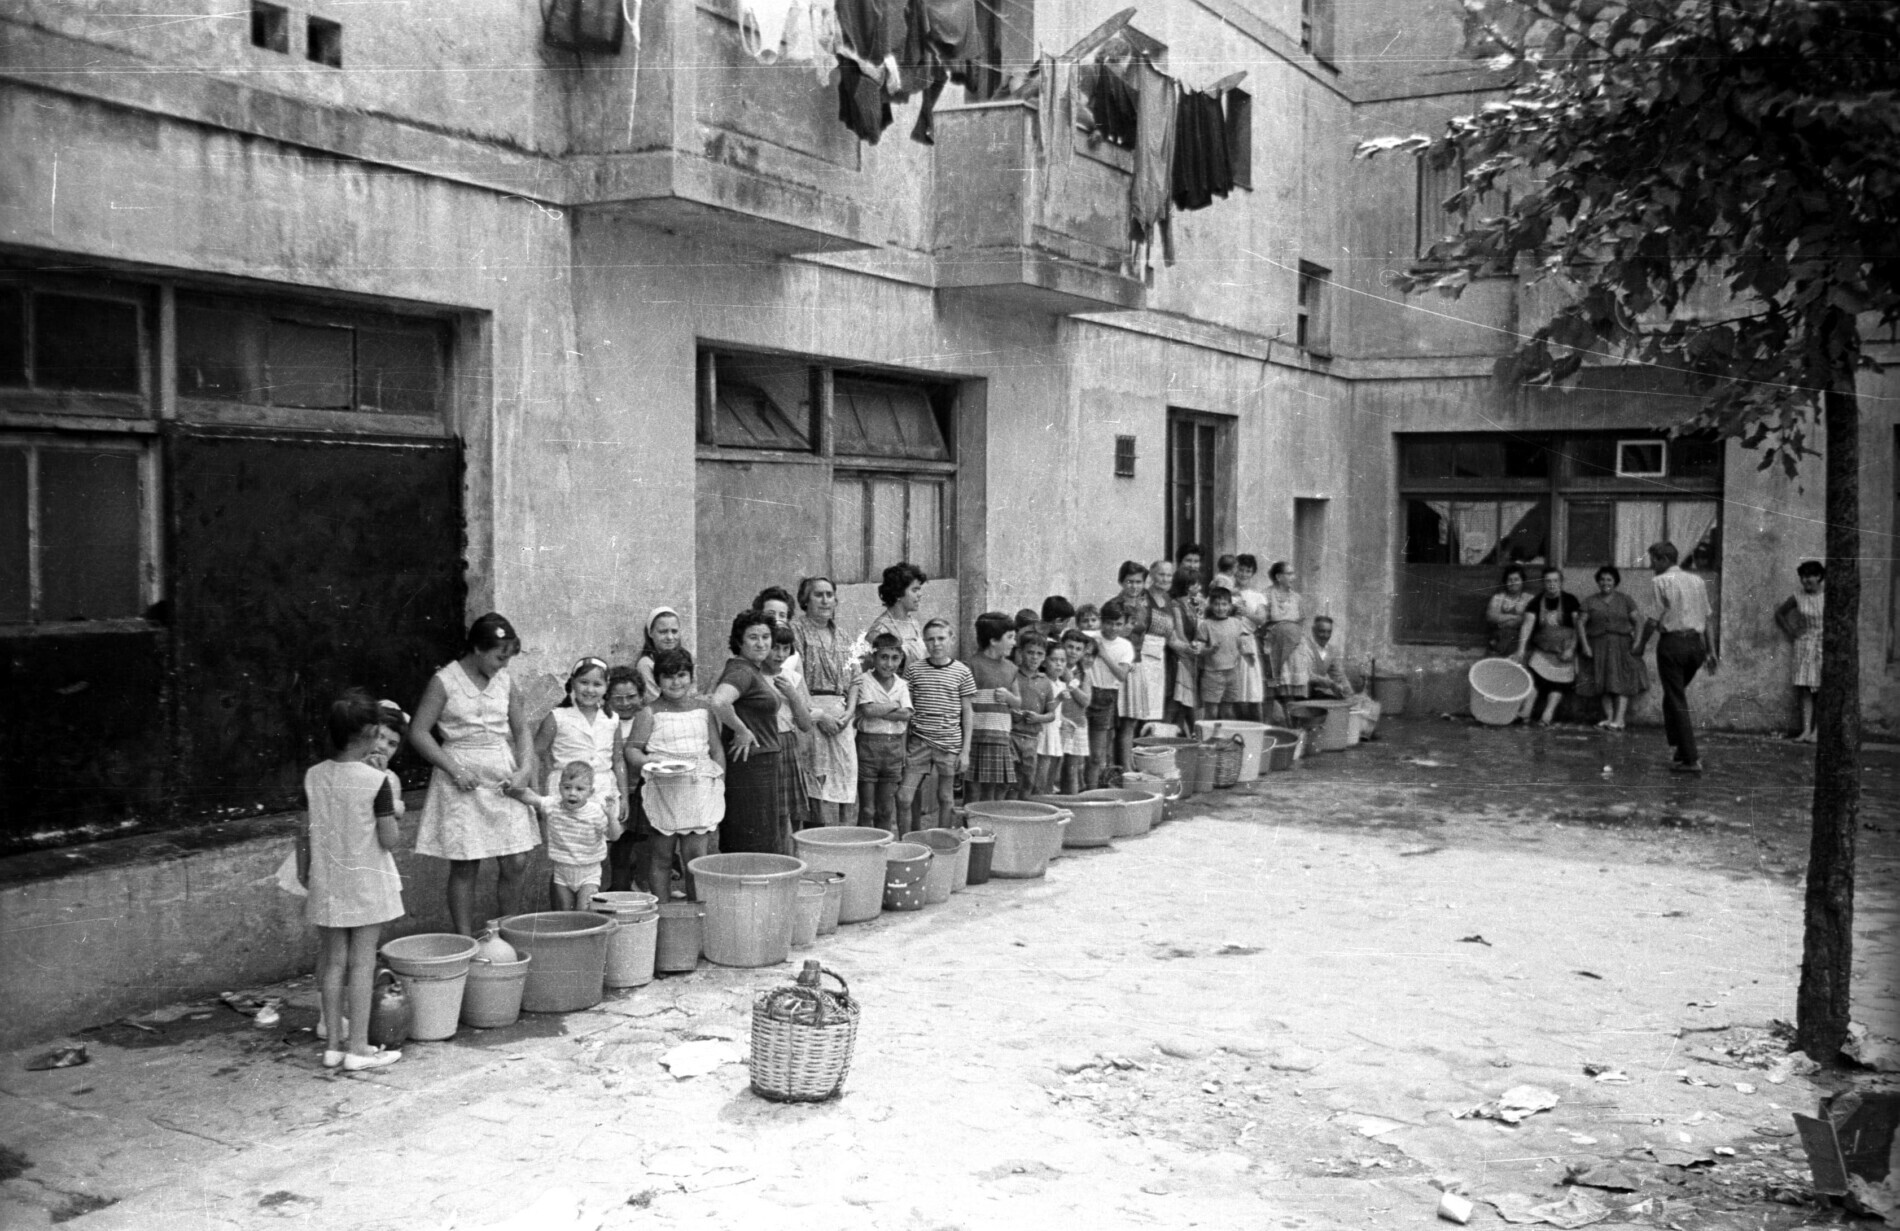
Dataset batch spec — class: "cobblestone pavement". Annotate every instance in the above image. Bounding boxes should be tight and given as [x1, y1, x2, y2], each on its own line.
[3, 718, 1894, 1230]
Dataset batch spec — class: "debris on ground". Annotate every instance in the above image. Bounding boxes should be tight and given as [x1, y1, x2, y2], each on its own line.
[24, 1043, 87, 1071]
[1436, 1190, 1474, 1223]
[1765, 1050, 1821, 1084]
[1844, 1023, 1900, 1073]
[1485, 1186, 1612, 1228]
[658, 1040, 743, 1079]
[1793, 1088, 1900, 1224]
[1561, 1158, 1642, 1191]
[1457, 1085, 1559, 1124]
[1458, 934, 1491, 946]
[1580, 1062, 1627, 1083]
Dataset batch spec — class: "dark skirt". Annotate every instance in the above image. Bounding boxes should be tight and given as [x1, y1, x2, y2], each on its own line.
[1577, 632, 1649, 698]
[722, 751, 789, 855]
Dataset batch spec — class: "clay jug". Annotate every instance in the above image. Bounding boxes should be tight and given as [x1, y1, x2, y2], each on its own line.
[367, 968, 411, 1048]
[474, 920, 517, 965]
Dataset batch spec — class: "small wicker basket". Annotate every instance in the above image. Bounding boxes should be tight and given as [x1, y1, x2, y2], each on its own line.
[750, 960, 859, 1103]
[1211, 735, 1244, 788]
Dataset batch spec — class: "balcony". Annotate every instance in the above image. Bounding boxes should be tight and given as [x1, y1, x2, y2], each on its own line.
[559, 0, 877, 255]
[931, 101, 1146, 314]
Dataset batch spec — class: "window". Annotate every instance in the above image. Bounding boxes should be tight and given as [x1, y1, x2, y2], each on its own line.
[1396, 431, 1723, 643]
[251, 1, 289, 52]
[1114, 435, 1137, 478]
[1300, 0, 1336, 65]
[1167, 409, 1235, 559]
[1416, 153, 1511, 261]
[0, 282, 146, 406]
[307, 15, 343, 67]
[1296, 261, 1331, 357]
[0, 438, 150, 624]
[1614, 439, 1666, 477]
[175, 293, 448, 418]
[699, 351, 812, 451]
[697, 346, 958, 589]
[831, 474, 947, 583]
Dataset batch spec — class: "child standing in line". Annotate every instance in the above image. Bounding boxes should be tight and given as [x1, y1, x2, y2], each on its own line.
[603, 666, 647, 892]
[1086, 600, 1135, 786]
[298, 689, 406, 1072]
[1196, 587, 1247, 721]
[900, 617, 975, 833]
[966, 611, 1022, 803]
[535, 658, 624, 870]
[531, 761, 622, 910]
[366, 699, 410, 822]
[626, 648, 725, 902]
[1040, 595, 1076, 642]
[1775, 560, 1826, 742]
[1211, 554, 1238, 594]
[1055, 631, 1096, 794]
[854, 633, 913, 834]
[765, 622, 814, 832]
[1014, 609, 1041, 635]
[1009, 631, 1059, 797]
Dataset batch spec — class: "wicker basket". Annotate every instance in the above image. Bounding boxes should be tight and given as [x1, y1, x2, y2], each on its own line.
[1211, 735, 1243, 788]
[750, 960, 860, 1103]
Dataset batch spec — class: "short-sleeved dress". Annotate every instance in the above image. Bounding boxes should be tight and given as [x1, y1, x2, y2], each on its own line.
[1577, 589, 1648, 698]
[638, 705, 725, 836]
[792, 615, 858, 805]
[305, 759, 404, 928]
[414, 661, 539, 861]
[545, 704, 622, 819]
[1792, 591, 1823, 689]
[1233, 587, 1268, 702]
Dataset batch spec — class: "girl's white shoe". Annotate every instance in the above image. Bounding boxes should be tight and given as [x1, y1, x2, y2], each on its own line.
[342, 1048, 401, 1072]
[322, 1049, 345, 1069]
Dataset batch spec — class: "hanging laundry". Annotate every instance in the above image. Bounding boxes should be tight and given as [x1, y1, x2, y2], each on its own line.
[897, 0, 985, 144]
[835, 0, 905, 59]
[1170, 89, 1234, 210]
[740, 0, 797, 62]
[837, 56, 894, 142]
[1077, 59, 1138, 148]
[779, 0, 844, 79]
[1129, 55, 1178, 263]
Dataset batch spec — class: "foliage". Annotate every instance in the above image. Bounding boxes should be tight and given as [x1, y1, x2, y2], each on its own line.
[1358, 0, 1900, 475]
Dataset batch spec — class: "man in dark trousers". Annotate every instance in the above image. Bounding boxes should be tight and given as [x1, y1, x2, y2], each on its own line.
[1639, 540, 1718, 773]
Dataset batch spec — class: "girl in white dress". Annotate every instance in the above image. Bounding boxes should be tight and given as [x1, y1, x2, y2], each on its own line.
[535, 657, 625, 828]
[299, 690, 405, 1071]
[410, 613, 539, 936]
[626, 648, 726, 902]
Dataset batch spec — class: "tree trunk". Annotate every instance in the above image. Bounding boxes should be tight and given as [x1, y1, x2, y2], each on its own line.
[1794, 336, 1861, 1062]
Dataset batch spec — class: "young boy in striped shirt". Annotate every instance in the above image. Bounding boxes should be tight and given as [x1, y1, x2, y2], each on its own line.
[899, 617, 975, 833]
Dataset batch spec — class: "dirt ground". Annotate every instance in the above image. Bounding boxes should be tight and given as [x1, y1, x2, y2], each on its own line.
[3, 718, 1896, 1231]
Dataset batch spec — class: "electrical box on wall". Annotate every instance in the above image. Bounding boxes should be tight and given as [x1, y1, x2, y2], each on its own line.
[544, 0, 627, 53]
[1115, 435, 1137, 477]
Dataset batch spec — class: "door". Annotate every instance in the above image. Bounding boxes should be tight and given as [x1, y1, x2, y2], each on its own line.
[1167, 409, 1236, 559]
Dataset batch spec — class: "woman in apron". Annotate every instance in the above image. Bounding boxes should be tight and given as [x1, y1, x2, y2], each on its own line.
[1262, 562, 1313, 725]
[791, 575, 859, 825]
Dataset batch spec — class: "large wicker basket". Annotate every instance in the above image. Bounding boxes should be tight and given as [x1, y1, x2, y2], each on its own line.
[750, 961, 860, 1103]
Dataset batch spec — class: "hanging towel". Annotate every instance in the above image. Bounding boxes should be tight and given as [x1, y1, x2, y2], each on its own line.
[740, 0, 796, 62]
[1130, 55, 1178, 248]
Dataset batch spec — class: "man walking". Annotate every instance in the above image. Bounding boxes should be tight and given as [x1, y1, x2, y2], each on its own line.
[1639, 541, 1718, 773]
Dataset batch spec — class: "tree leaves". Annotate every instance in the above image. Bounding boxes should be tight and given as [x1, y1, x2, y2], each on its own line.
[1355, 0, 1900, 473]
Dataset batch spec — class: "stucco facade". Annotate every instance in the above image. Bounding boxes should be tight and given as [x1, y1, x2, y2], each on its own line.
[2, 0, 1896, 1042]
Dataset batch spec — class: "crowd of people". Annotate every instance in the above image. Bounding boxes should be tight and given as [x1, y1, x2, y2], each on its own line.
[303, 537, 1821, 1070]
[290, 545, 1391, 1067]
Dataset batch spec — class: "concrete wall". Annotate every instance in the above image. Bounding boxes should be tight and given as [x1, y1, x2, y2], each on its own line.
[1340, 369, 1900, 736]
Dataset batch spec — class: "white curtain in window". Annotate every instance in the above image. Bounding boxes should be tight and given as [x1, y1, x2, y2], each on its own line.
[1615, 500, 1666, 568]
[1666, 501, 1720, 559]
[1450, 502, 1500, 565]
